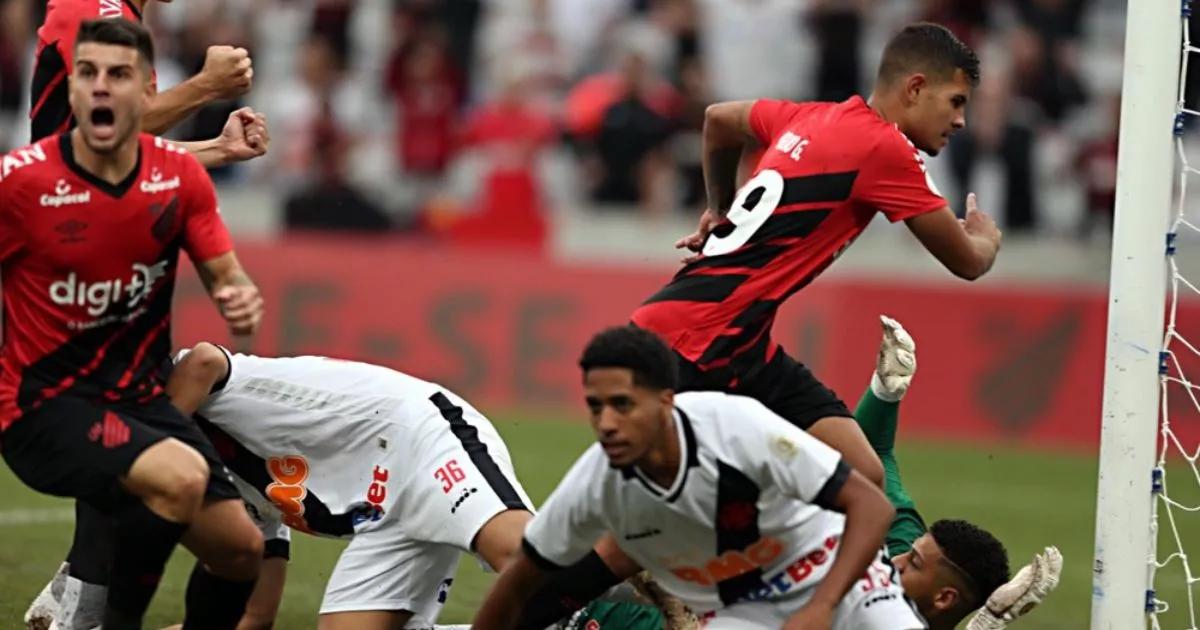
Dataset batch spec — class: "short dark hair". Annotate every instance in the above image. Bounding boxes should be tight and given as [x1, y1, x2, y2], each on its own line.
[75, 18, 155, 69]
[579, 326, 679, 391]
[929, 519, 1010, 612]
[877, 23, 979, 88]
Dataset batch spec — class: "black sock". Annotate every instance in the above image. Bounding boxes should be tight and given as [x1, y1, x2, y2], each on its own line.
[516, 550, 621, 630]
[66, 501, 116, 585]
[103, 503, 187, 630]
[181, 561, 257, 630]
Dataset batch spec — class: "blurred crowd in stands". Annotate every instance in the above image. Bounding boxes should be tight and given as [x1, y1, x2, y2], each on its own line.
[0, 0, 1140, 245]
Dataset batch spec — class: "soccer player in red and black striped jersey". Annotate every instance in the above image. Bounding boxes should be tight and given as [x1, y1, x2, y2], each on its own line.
[1, 20, 265, 629]
[631, 23, 1002, 488]
[32, 0, 268, 167]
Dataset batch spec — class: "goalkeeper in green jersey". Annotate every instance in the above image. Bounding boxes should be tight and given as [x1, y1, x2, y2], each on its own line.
[561, 317, 1062, 630]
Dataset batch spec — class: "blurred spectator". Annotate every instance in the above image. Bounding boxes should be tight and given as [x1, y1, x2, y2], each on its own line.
[273, 34, 373, 187]
[284, 101, 390, 232]
[810, 0, 866, 102]
[587, 50, 680, 216]
[945, 71, 1040, 232]
[0, 0, 30, 150]
[1075, 95, 1119, 238]
[696, 0, 807, 101]
[429, 68, 558, 249]
[385, 19, 464, 176]
[1012, 0, 1089, 124]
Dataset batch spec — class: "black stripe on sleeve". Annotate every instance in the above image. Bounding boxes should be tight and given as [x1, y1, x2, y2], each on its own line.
[430, 392, 528, 511]
[263, 538, 290, 561]
[641, 273, 748, 305]
[522, 537, 565, 571]
[210, 345, 234, 393]
[779, 171, 858, 206]
[814, 459, 852, 512]
[30, 45, 70, 142]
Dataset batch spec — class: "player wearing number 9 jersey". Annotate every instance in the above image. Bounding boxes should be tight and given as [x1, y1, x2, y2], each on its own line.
[630, 23, 1003, 490]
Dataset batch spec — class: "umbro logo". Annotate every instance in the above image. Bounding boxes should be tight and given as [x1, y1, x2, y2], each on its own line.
[54, 218, 88, 244]
[87, 412, 130, 449]
[623, 528, 662, 541]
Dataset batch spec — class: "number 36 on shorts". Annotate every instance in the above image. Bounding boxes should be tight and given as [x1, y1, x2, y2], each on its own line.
[435, 459, 467, 493]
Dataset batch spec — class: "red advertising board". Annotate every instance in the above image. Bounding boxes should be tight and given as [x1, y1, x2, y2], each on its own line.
[171, 237, 1200, 449]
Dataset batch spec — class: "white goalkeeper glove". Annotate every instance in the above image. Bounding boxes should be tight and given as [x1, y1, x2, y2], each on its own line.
[965, 546, 1063, 630]
[872, 315, 917, 402]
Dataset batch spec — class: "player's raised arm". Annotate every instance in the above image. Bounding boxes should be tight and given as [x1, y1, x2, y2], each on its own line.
[784, 471, 895, 630]
[905, 194, 1001, 280]
[142, 45, 252, 135]
[167, 343, 231, 415]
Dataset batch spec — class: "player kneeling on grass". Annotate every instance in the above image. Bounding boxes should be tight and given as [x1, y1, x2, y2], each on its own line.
[562, 317, 1063, 630]
[473, 325, 924, 630]
[32, 344, 536, 630]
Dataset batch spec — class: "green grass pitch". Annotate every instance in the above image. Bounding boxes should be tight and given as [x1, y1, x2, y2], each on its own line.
[0, 415, 1196, 629]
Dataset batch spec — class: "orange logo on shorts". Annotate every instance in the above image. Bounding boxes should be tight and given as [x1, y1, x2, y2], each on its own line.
[266, 455, 314, 534]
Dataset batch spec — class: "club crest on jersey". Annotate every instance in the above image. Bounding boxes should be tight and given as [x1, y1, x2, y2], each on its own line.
[40, 179, 91, 207]
[141, 168, 181, 194]
[50, 260, 168, 317]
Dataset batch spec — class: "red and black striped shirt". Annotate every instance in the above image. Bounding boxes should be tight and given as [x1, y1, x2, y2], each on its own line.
[30, 0, 144, 142]
[632, 96, 946, 377]
[0, 133, 232, 429]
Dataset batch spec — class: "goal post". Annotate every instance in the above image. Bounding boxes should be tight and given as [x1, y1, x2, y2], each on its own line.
[1091, 2, 1182, 628]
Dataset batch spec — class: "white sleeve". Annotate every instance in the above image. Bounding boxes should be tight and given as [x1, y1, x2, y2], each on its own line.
[521, 447, 608, 570]
[724, 395, 850, 510]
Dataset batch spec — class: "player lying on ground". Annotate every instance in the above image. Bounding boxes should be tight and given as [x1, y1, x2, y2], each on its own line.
[33, 0, 270, 167]
[562, 317, 1062, 630]
[34, 343, 540, 630]
[473, 325, 925, 630]
[2, 19, 266, 630]
[629, 22, 1003, 496]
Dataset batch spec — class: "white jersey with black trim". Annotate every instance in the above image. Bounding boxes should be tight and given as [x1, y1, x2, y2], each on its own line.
[522, 391, 851, 615]
[193, 350, 496, 539]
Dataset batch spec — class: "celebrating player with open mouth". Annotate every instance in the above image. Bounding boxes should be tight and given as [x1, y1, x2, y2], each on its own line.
[1, 19, 266, 629]
[32, 0, 270, 167]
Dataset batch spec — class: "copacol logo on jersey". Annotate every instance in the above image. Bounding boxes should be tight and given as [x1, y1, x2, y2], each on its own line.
[40, 179, 91, 208]
[50, 260, 168, 317]
[140, 168, 181, 194]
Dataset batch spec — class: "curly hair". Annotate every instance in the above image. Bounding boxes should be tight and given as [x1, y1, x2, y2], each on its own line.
[929, 519, 1011, 611]
[579, 325, 678, 391]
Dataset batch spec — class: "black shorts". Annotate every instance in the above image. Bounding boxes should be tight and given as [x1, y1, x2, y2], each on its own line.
[1, 395, 239, 513]
[676, 347, 852, 430]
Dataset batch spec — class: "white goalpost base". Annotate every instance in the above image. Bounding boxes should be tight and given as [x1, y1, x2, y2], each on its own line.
[1090, 1, 1182, 629]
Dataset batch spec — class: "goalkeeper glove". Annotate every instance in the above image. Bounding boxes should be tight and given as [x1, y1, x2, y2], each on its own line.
[966, 546, 1063, 630]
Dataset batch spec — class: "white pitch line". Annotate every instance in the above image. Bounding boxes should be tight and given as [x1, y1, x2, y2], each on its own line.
[0, 507, 74, 526]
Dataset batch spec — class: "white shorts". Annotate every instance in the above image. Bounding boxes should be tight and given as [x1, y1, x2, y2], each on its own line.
[702, 551, 927, 630]
[320, 390, 534, 622]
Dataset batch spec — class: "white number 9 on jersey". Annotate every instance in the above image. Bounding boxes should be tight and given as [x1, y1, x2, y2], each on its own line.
[703, 169, 785, 257]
